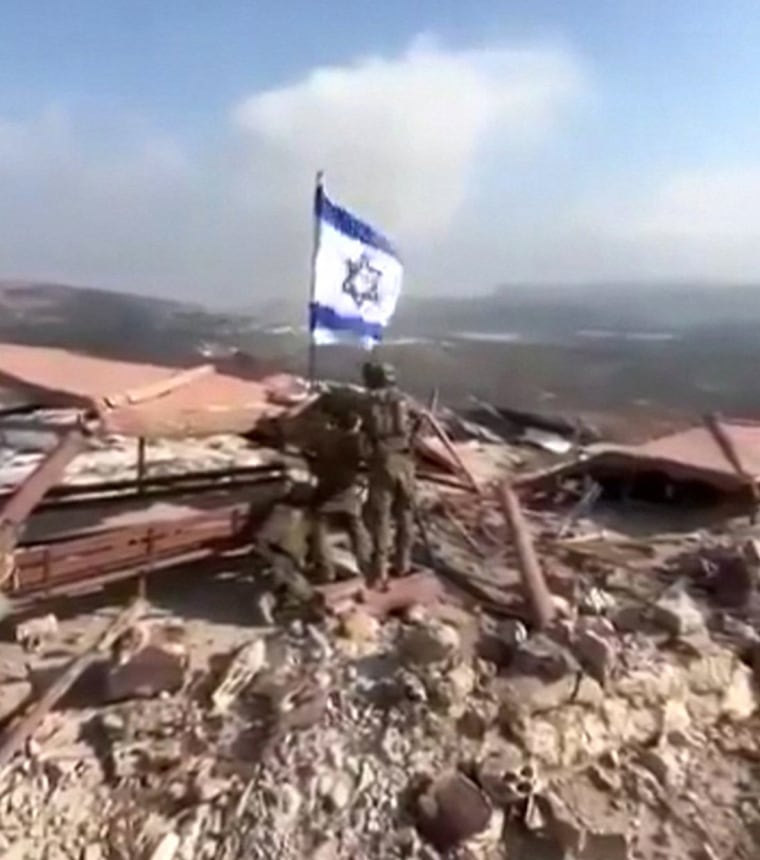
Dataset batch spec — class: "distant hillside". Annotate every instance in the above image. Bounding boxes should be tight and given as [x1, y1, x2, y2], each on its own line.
[393, 282, 760, 338]
[0, 281, 248, 366]
[5, 280, 760, 424]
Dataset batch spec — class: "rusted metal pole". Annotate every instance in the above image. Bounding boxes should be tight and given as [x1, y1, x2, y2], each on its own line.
[136, 436, 147, 494]
[0, 599, 145, 773]
[103, 364, 214, 409]
[497, 480, 555, 630]
[0, 427, 87, 533]
[0, 427, 88, 587]
[704, 412, 759, 523]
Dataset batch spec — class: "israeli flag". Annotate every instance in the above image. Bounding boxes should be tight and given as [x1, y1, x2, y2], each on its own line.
[310, 184, 403, 349]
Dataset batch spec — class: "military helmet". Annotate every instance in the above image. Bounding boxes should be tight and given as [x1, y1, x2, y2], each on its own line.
[362, 361, 396, 389]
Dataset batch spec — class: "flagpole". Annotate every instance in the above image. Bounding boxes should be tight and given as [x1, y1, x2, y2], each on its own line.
[307, 170, 324, 388]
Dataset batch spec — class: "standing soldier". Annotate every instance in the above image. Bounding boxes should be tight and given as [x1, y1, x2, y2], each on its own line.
[305, 393, 370, 582]
[361, 362, 418, 588]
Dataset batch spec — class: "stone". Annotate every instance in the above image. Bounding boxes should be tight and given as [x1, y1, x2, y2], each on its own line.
[414, 771, 492, 852]
[316, 771, 354, 812]
[15, 614, 58, 652]
[211, 639, 267, 714]
[397, 669, 428, 703]
[311, 839, 337, 860]
[710, 551, 756, 608]
[429, 662, 477, 714]
[638, 747, 680, 788]
[276, 783, 303, 826]
[651, 587, 706, 638]
[99, 711, 127, 738]
[536, 792, 586, 856]
[339, 610, 380, 645]
[588, 764, 622, 793]
[253, 592, 276, 626]
[574, 621, 617, 685]
[477, 745, 536, 806]
[105, 644, 186, 703]
[581, 832, 629, 860]
[477, 618, 527, 666]
[457, 706, 489, 740]
[0, 681, 32, 721]
[148, 833, 180, 860]
[580, 587, 616, 616]
[400, 620, 461, 666]
[395, 826, 420, 857]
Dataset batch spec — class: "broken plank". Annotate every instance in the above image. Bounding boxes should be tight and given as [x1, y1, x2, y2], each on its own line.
[211, 638, 267, 715]
[0, 598, 145, 773]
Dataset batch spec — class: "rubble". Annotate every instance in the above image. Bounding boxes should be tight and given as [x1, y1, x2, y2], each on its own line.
[414, 771, 493, 852]
[2, 347, 760, 857]
[651, 585, 707, 638]
[211, 639, 267, 715]
[15, 614, 58, 653]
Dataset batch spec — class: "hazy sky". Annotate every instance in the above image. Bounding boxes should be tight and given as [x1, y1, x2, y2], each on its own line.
[2, 0, 760, 305]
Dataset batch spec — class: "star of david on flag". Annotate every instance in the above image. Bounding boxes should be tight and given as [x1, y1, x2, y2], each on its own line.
[309, 182, 403, 349]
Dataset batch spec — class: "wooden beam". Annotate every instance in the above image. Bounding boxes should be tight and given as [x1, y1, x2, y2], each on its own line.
[0, 599, 145, 773]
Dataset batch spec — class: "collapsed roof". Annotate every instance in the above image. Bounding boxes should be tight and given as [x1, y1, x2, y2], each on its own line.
[0, 343, 305, 438]
[565, 420, 760, 494]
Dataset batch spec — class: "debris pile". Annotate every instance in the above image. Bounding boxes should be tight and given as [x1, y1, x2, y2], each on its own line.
[1, 344, 760, 857]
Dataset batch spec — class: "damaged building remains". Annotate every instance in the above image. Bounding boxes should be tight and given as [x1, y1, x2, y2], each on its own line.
[1, 342, 760, 859]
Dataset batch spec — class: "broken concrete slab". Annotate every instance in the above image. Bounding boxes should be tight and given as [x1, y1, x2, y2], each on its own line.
[651, 586, 706, 638]
[574, 618, 619, 686]
[504, 639, 757, 770]
[400, 620, 462, 667]
[15, 613, 58, 653]
[105, 644, 186, 703]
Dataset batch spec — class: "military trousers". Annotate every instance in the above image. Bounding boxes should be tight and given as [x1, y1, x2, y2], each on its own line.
[309, 487, 371, 582]
[366, 458, 415, 585]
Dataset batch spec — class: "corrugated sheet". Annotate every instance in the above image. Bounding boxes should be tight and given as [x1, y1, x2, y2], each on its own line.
[0, 343, 305, 438]
[586, 420, 760, 490]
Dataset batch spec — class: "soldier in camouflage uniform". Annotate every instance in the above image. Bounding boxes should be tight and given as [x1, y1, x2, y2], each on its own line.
[361, 362, 417, 587]
[305, 394, 370, 582]
[254, 495, 321, 621]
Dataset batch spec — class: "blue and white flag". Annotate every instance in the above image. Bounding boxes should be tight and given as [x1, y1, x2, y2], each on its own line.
[310, 184, 403, 349]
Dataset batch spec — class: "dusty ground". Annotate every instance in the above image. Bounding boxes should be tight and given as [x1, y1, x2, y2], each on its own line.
[3, 477, 760, 860]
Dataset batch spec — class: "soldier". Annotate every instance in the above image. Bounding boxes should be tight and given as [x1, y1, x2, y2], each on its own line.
[254, 493, 322, 622]
[361, 361, 418, 588]
[304, 393, 370, 582]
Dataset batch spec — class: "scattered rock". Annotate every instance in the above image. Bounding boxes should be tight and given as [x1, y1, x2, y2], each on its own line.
[414, 771, 492, 852]
[581, 831, 629, 860]
[427, 661, 477, 715]
[588, 763, 622, 793]
[106, 644, 187, 703]
[574, 619, 618, 685]
[338, 609, 380, 645]
[316, 770, 354, 812]
[477, 745, 537, 806]
[401, 620, 461, 666]
[638, 746, 683, 789]
[580, 587, 616, 616]
[536, 791, 586, 856]
[0, 680, 31, 720]
[711, 551, 756, 608]
[211, 638, 267, 714]
[457, 706, 490, 740]
[651, 586, 706, 638]
[15, 613, 58, 653]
